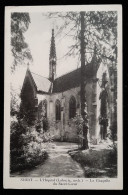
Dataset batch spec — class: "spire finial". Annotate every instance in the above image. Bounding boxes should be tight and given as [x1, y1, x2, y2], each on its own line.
[52, 21, 55, 30]
[27, 62, 30, 69]
[52, 28, 54, 37]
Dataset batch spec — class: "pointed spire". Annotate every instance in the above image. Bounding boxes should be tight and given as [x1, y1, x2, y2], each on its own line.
[49, 29, 57, 81]
[49, 29, 56, 61]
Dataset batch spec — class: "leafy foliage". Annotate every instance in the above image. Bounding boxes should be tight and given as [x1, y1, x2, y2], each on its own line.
[11, 13, 33, 72]
[73, 114, 84, 147]
[10, 117, 51, 173]
[46, 11, 117, 64]
[70, 146, 117, 178]
[10, 85, 20, 117]
[10, 88, 51, 173]
[19, 106, 36, 126]
[42, 117, 50, 132]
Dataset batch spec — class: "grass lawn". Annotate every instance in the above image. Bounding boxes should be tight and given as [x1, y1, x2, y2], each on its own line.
[68, 141, 117, 178]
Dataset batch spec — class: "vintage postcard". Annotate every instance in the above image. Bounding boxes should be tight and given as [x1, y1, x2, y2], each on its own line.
[4, 5, 123, 189]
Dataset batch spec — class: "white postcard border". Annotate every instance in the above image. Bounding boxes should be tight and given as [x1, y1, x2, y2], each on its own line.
[4, 5, 123, 190]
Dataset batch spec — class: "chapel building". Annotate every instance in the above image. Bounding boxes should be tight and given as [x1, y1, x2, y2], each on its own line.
[21, 29, 114, 144]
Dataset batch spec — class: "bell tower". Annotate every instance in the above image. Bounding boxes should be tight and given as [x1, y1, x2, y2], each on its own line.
[49, 29, 56, 82]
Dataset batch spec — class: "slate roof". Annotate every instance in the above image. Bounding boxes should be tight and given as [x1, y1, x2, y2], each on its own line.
[52, 59, 100, 93]
[29, 58, 100, 94]
[53, 68, 81, 93]
[31, 72, 51, 93]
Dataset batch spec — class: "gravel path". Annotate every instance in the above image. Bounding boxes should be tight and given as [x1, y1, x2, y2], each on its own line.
[12, 142, 84, 178]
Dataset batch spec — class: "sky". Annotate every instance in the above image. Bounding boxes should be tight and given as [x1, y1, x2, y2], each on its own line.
[10, 11, 116, 92]
[11, 12, 79, 91]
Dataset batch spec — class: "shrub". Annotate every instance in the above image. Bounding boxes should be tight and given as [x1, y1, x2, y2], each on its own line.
[10, 118, 50, 173]
[43, 117, 49, 132]
[73, 114, 84, 147]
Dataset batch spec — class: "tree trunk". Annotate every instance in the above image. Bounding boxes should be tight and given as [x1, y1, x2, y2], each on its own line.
[80, 12, 89, 149]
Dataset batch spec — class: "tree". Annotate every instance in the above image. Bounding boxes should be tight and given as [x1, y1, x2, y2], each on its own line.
[80, 12, 89, 149]
[46, 11, 117, 148]
[45, 11, 117, 63]
[10, 85, 20, 117]
[11, 13, 33, 72]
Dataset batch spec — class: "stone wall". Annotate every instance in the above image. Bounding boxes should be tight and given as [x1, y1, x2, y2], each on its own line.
[36, 80, 98, 143]
[21, 61, 114, 144]
[47, 87, 80, 142]
[21, 71, 100, 143]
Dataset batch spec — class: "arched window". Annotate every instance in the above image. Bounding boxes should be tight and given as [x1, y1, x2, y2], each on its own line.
[55, 99, 61, 121]
[69, 96, 76, 119]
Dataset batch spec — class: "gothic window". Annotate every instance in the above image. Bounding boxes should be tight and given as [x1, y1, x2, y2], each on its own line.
[55, 99, 61, 121]
[69, 96, 76, 119]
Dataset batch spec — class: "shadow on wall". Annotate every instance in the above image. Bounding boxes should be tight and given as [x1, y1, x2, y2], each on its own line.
[49, 120, 79, 143]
